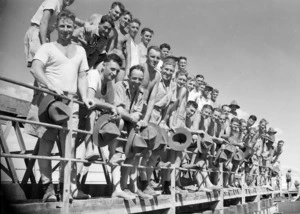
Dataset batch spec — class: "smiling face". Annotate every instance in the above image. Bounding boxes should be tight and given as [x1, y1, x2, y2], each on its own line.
[120, 14, 131, 28]
[161, 64, 175, 81]
[161, 47, 170, 58]
[129, 22, 140, 38]
[176, 74, 187, 88]
[231, 121, 240, 132]
[129, 69, 144, 90]
[109, 5, 122, 21]
[187, 80, 196, 92]
[141, 31, 153, 46]
[201, 107, 212, 119]
[186, 105, 196, 118]
[212, 110, 221, 122]
[102, 60, 120, 81]
[57, 17, 74, 42]
[147, 49, 161, 68]
[179, 59, 187, 70]
[98, 21, 113, 38]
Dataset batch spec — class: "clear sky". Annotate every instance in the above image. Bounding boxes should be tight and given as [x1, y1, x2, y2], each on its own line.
[0, 0, 299, 172]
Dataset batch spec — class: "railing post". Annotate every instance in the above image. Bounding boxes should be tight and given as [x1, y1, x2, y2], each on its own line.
[215, 163, 224, 214]
[169, 166, 176, 214]
[241, 163, 246, 204]
[62, 97, 74, 214]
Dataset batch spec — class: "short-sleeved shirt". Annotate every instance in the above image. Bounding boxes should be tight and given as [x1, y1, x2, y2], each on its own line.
[196, 96, 212, 111]
[154, 80, 176, 109]
[188, 89, 201, 102]
[31, 0, 62, 31]
[87, 69, 115, 104]
[114, 80, 144, 113]
[33, 42, 89, 93]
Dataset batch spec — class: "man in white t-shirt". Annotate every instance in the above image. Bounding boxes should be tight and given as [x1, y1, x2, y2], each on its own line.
[188, 81, 206, 102]
[25, 10, 93, 202]
[196, 85, 213, 111]
[125, 18, 141, 75]
[24, 0, 74, 67]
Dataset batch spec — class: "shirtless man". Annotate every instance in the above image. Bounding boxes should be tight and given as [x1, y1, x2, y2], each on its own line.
[186, 76, 196, 93]
[272, 140, 284, 164]
[125, 19, 142, 74]
[156, 43, 171, 72]
[138, 28, 154, 64]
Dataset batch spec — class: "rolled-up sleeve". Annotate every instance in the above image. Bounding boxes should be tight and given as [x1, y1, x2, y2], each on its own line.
[114, 82, 126, 109]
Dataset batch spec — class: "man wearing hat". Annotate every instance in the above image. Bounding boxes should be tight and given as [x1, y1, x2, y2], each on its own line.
[76, 53, 123, 187]
[228, 100, 240, 120]
[24, 10, 94, 202]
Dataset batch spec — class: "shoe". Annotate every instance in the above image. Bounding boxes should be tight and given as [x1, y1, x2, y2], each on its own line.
[112, 190, 136, 200]
[84, 152, 100, 166]
[162, 181, 171, 195]
[149, 180, 159, 188]
[136, 189, 153, 200]
[123, 189, 138, 197]
[197, 187, 213, 193]
[72, 189, 91, 200]
[207, 185, 222, 191]
[175, 186, 188, 194]
[141, 180, 159, 196]
[263, 185, 274, 191]
[42, 183, 57, 202]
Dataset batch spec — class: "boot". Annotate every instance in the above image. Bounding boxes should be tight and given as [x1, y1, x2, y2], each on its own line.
[42, 182, 57, 202]
[162, 181, 171, 195]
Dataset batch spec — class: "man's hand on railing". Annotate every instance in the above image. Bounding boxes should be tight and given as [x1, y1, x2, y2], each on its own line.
[47, 83, 64, 96]
[82, 97, 95, 110]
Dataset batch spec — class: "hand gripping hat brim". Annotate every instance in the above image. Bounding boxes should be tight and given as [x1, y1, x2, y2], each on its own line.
[169, 127, 192, 151]
[38, 94, 70, 125]
[232, 149, 245, 165]
[197, 134, 214, 154]
[93, 114, 121, 147]
[125, 128, 148, 158]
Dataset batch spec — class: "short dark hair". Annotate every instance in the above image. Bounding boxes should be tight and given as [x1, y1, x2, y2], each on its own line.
[141, 27, 154, 35]
[202, 104, 213, 111]
[129, 64, 144, 76]
[213, 107, 222, 113]
[178, 56, 187, 62]
[187, 100, 198, 109]
[104, 53, 123, 67]
[212, 88, 219, 93]
[231, 117, 240, 124]
[131, 18, 141, 26]
[111, 2, 125, 13]
[147, 46, 161, 55]
[249, 115, 257, 122]
[100, 14, 115, 28]
[160, 43, 171, 50]
[57, 10, 76, 23]
[278, 140, 285, 144]
[121, 10, 132, 21]
[196, 74, 204, 79]
[175, 70, 188, 78]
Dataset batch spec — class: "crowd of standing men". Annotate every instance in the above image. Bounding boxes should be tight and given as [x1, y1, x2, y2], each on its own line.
[23, 0, 285, 202]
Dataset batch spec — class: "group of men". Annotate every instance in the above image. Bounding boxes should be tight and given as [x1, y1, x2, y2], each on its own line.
[23, 0, 285, 202]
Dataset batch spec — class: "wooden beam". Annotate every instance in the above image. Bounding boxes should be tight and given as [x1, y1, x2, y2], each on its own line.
[22, 140, 39, 184]
[13, 122, 26, 154]
[0, 125, 19, 183]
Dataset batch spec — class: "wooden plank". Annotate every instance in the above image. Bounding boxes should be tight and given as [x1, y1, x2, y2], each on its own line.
[22, 140, 39, 184]
[3, 120, 13, 139]
[98, 145, 111, 185]
[13, 122, 27, 154]
[0, 125, 19, 183]
[0, 94, 31, 117]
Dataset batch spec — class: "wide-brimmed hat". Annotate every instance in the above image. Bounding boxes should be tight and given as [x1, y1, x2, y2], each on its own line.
[214, 149, 228, 163]
[229, 100, 240, 109]
[243, 146, 255, 160]
[264, 134, 275, 145]
[197, 134, 214, 154]
[38, 94, 70, 125]
[168, 127, 192, 151]
[125, 128, 148, 158]
[93, 114, 121, 147]
[267, 127, 277, 134]
[140, 124, 158, 150]
[223, 144, 236, 157]
[232, 149, 245, 165]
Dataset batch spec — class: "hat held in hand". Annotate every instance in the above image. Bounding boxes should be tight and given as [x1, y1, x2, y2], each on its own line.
[125, 128, 148, 158]
[93, 114, 121, 147]
[169, 127, 192, 151]
[38, 94, 70, 125]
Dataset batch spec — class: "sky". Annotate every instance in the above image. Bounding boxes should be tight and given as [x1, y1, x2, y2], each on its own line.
[0, 0, 300, 176]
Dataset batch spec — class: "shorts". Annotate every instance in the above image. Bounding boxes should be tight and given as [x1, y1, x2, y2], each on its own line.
[286, 178, 291, 183]
[24, 90, 79, 142]
[24, 25, 41, 66]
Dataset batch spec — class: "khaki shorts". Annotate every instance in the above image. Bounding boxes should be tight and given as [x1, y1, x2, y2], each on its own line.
[24, 90, 79, 142]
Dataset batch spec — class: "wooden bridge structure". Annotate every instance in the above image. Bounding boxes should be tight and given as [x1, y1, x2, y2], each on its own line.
[0, 76, 282, 214]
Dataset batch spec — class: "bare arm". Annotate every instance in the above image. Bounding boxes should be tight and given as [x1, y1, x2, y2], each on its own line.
[39, 10, 52, 44]
[78, 71, 94, 108]
[125, 36, 131, 74]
